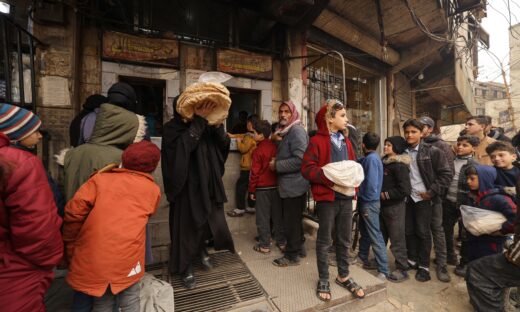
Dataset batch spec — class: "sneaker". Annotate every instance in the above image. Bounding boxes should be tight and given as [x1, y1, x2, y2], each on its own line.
[454, 264, 466, 277]
[227, 209, 245, 217]
[387, 269, 409, 283]
[415, 268, 431, 282]
[376, 272, 387, 281]
[407, 260, 418, 271]
[436, 265, 451, 283]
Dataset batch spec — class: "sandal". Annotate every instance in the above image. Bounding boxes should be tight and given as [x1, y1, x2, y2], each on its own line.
[335, 277, 365, 299]
[316, 280, 331, 302]
[253, 244, 271, 254]
[272, 256, 300, 267]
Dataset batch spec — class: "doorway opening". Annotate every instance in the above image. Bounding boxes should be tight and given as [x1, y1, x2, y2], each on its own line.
[227, 87, 260, 134]
[119, 76, 166, 136]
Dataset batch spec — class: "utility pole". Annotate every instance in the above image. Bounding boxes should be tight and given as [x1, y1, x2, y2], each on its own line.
[501, 68, 516, 132]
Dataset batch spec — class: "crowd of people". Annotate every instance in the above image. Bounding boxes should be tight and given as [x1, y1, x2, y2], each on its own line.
[1, 85, 520, 312]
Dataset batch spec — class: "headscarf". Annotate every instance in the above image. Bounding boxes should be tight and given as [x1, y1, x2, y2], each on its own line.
[275, 100, 301, 136]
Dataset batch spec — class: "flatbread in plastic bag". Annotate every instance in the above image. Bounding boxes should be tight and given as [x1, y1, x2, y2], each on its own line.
[460, 205, 507, 236]
[322, 160, 365, 196]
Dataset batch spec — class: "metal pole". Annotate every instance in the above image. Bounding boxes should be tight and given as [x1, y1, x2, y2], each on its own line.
[1, 17, 11, 103]
[29, 36, 36, 112]
[329, 50, 347, 105]
[16, 28, 24, 106]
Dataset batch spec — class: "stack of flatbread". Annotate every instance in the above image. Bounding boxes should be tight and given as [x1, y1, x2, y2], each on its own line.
[177, 82, 232, 125]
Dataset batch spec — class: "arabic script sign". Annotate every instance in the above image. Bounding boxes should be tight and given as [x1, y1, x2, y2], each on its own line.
[103, 31, 179, 67]
[217, 49, 272, 80]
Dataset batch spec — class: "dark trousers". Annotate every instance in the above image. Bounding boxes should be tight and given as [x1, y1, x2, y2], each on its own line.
[282, 193, 306, 260]
[405, 199, 433, 269]
[235, 170, 250, 210]
[443, 200, 459, 259]
[316, 199, 352, 281]
[431, 201, 447, 266]
[256, 188, 285, 248]
[466, 254, 520, 312]
[380, 201, 409, 270]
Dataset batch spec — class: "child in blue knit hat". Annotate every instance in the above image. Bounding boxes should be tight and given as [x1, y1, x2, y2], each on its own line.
[0, 103, 43, 148]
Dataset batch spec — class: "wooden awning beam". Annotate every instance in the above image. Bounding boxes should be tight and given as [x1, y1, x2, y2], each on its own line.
[392, 39, 447, 73]
[313, 9, 400, 66]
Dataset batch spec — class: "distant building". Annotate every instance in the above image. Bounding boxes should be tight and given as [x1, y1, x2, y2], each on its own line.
[473, 81, 507, 115]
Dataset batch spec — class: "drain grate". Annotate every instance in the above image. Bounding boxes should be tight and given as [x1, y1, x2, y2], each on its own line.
[149, 251, 268, 312]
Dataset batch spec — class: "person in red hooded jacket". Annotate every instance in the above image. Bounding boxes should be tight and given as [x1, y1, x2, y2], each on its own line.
[301, 99, 364, 302]
[0, 103, 63, 312]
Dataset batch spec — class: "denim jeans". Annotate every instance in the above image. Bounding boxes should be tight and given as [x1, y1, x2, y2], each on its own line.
[316, 199, 352, 281]
[256, 188, 285, 248]
[405, 199, 433, 269]
[466, 254, 520, 312]
[358, 201, 390, 276]
[93, 283, 140, 312]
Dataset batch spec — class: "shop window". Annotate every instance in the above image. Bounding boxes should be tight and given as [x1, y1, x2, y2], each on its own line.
[226, 87, 260, 134]
[476, 108, 485, 115]
[119, 76, 165, 137]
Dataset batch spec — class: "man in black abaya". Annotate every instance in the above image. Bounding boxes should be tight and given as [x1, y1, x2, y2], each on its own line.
[162, 99, 235, 289]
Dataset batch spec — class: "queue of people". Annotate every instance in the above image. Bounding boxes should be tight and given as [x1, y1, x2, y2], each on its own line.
[2, 89, 520, 312]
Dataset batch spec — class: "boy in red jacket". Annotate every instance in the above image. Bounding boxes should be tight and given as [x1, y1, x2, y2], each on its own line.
[301, 99, 364, 302]
[250, 120, 286, 253]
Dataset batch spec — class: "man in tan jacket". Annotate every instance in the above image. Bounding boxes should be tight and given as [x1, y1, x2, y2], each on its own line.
[464, 116, 496, 166]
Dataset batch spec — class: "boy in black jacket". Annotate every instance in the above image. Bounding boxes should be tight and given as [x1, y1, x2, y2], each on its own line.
[380, 136, 412, 282]
[403, 119, 453, 283]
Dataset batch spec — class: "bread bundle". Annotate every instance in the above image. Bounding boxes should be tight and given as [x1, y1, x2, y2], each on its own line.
[177, 82, 232, 125]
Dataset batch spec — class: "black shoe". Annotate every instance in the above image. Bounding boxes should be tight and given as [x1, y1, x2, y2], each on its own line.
[362, 259, 378, 270]
[200, 250, 213, 270]
[415, 268, 431, 282]
[407, 261, 418, 271]
[436, 265, 451, 283]
[182, 266, 196, 289]
[454, 264, 466, 277]
[299, 247, 307, 258]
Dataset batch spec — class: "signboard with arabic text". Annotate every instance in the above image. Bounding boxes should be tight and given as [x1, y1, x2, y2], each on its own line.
[102, 31, 179, 67]
[217, 49, 272, 80]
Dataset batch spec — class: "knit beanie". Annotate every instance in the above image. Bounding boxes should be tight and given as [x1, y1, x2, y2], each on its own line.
[385, 136, 407, 154]
[107, 82, 137, 112]
[122, 141, 161, 173]
[0, 103, 42, 141]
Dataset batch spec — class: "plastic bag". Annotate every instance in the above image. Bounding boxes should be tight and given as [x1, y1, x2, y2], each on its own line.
[460, 205, 507, 236]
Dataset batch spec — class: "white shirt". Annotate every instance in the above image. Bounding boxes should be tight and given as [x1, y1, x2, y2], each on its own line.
[407, 144, 428, 203]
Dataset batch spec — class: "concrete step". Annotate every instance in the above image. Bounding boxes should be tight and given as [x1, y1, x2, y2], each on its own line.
[232, 229, 387, 312]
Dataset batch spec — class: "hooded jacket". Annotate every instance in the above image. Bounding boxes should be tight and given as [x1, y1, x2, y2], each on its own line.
[63, 104, 146, 200]
[63, 168, 160, 297]
[467, 165, 517, 259]
[301, 105, 356, 202]
[423, 134, 455, 173]
[381, 154, 412, 207]
[0, 133, 63, 312]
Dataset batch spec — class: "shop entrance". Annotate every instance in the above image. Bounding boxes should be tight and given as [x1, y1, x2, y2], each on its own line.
[119, 76, 166, 137]
[227, 87, 260, 134]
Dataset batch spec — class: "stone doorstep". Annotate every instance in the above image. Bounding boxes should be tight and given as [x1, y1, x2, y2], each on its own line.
[231, 222, 387, 312]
